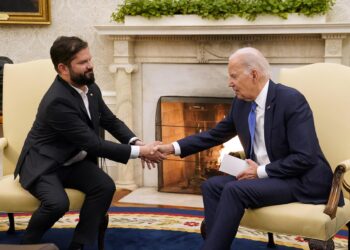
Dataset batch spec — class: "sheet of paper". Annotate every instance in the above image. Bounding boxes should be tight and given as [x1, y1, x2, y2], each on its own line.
[219, 154, 248, 176]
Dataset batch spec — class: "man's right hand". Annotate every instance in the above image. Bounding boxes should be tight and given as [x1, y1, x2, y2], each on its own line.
[155, 143, 175, 155]
[139, 141, 167, 169]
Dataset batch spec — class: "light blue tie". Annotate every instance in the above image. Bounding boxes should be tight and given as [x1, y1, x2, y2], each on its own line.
[248, 102, 257, 159]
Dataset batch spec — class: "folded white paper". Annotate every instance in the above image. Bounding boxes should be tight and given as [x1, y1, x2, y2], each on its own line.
[219, 154, 248, 176]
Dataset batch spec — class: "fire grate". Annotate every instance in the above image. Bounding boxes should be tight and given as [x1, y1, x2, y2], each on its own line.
[156, 96, 233, 194]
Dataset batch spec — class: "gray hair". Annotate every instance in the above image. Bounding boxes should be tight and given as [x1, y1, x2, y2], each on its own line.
[229, 47, 270, 79]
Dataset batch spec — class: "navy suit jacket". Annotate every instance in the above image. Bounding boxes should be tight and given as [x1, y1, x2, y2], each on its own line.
[177, 80, 342, 205]
[15, 76, 136, 188]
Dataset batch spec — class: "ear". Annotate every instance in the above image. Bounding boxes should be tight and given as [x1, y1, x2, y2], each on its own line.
[251, 69, 258, 81]
[57, 63, 69, 76]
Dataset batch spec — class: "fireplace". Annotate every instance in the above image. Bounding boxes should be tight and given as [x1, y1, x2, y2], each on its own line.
[156, 96, 232, 194]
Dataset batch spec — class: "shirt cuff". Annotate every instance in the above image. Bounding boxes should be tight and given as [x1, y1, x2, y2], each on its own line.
[130, 145, 140, 159]
[129, 137, 140, 145]
[172, 142, 181, 156]
[257, 165, 269, 178]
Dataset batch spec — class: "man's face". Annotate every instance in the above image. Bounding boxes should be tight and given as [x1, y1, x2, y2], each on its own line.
[227, 57, 256, 101]
[68, 47, 95, 86]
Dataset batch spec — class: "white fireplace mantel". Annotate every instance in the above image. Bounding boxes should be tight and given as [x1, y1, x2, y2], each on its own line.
[95, 18, 350, 190]
[95, 23, 350, 35]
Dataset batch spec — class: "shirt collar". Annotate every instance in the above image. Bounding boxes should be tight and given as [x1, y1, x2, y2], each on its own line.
[57, 75, 89, 95]
[254, 80, 269, 110]
[70, 84, 89, 96]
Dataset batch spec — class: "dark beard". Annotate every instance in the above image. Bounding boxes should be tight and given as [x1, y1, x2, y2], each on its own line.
[69, 68, 95, 86]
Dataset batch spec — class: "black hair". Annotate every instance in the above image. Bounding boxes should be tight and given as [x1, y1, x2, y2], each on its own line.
[50, 36, 88, 72]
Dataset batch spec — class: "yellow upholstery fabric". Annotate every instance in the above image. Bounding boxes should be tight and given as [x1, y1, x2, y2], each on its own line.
[0, 175, 84, 212]
[239, 63, 350, 241]
[0, 59, 84, 214]
[241, 200, 350, 240]
[279, 63, 350, 173]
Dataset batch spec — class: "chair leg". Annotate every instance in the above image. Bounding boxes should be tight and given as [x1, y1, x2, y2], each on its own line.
[98, 213, 109, 250]
[347, 222, 350, 250]
[7, 213, 15, 234]
[267, 232, 276, 248]
[308, 238, 334, 250]
[200, 220, 206, 239]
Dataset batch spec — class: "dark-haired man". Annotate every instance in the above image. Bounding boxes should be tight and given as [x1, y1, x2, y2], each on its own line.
[14, 36, 165, 250]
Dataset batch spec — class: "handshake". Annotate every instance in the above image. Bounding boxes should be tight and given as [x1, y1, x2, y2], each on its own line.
[135, 141, 176, 169]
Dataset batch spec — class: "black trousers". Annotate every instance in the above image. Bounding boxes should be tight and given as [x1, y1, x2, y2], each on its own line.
[22, 159, 116, 245]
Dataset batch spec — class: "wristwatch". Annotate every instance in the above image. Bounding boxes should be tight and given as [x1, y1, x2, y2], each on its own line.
[130, 139, 141, 145]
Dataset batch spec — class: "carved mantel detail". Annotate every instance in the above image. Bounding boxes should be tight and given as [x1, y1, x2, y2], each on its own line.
[109, 38, 139, 190]
[322, 34, 347, 63]
[109, 64, 138, 74]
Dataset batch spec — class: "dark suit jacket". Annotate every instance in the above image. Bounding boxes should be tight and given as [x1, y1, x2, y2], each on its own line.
[177, 80, 342, 205]
[15, 75, 136, 188]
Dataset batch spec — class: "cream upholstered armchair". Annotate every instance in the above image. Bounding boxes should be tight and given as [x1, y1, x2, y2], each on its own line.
[200, 63, 350, 250]
[0, 60, 108, 250]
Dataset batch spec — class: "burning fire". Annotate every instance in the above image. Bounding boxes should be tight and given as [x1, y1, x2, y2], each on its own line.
[218, 136, 243, 165]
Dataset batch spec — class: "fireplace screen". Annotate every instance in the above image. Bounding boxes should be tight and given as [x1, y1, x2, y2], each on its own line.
[156, 96, 233, 194]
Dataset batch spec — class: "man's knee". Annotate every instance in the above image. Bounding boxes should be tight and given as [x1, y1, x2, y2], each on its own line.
[43, 197, 70, 216]
[201, 177, 220, 197]
[99, 176, 116, 196]
[201, 176, 226, 194]
[201, 178, 213, 194]
[221, 181, 252, 208]
[221, 181, 248, 203]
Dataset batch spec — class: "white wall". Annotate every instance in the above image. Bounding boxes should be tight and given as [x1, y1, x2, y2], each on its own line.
[0, 0, 349, 81]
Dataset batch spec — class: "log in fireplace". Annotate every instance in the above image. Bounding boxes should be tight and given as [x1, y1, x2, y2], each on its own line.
[156, 96, 233, 194]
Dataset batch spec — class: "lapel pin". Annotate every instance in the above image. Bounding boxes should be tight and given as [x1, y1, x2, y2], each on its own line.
[90, 93, 93, 96]
[266, 105, 271, 110]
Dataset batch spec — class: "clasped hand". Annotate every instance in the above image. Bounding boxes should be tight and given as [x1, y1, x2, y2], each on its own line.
[137, 142, 176, 169]
[137, 141, 165, 169]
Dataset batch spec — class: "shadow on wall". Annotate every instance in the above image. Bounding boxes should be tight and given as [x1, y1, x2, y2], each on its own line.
[0, 124, 2, 176]
[0, 56, 11, 177]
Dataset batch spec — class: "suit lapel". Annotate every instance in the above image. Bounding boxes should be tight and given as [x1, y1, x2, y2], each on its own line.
[74, 91, 94, 127]
[58, 77, 94, 127]
[264, 80, 276, 159]
[234, 99, 252, 157]
[87, 87, 100, 133]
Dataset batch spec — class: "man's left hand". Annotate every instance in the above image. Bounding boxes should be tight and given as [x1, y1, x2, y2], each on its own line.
[236, 159, 258, 180]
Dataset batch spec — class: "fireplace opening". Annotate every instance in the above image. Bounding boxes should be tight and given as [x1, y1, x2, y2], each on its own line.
[156, 96, 235, 194]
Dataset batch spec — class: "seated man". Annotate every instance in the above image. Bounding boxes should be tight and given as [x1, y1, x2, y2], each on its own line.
[15, 36, 165, 250]
[157, 47, 343, 250]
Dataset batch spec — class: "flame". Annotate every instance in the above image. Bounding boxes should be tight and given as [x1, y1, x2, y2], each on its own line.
[218, 136, 243, 165]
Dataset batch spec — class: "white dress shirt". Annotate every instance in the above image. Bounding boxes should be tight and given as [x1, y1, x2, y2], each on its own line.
[172, 80, 271, 178]
[64, 84, 140, 166]
[254, 80, 270, 178]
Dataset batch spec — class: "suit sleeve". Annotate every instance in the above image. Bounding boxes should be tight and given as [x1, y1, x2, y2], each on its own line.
[46, 97, 132, 164]
[178, 105, 237, 158]
[266, 92, 320, 178]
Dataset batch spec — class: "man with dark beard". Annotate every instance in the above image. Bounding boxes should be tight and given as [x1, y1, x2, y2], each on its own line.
[14, 36, 165, 250]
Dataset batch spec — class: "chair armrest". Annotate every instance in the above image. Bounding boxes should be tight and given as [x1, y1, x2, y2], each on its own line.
[323, 160, 350, 219]
[0, 137, 8, 151]
[340, 159, 350, 194]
